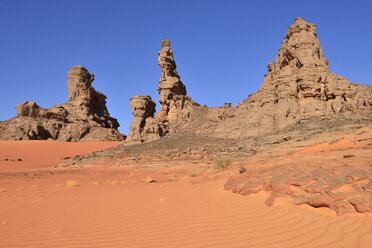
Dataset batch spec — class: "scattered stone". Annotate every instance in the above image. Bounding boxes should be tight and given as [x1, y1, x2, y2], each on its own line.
[17, 158, 22, 161]
[343, 154, 356, 158]
[239, 167, 247, 174]
[148, 179, 157, 183]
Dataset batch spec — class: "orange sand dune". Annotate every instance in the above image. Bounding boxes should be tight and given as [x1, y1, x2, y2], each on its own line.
[0, 141, 371, 248]
[0, 140, 122, 171]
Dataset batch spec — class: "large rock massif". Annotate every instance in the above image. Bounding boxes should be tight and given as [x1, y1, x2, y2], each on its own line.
[0, 66, 124, 141]
[2, 18, 371, 143]
[223, 17, 372, 138]
[128, 17, 371, 142]
[191, 18, 371, 138]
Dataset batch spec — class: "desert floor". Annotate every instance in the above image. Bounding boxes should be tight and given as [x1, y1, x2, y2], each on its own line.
[0, 140, 372, 248]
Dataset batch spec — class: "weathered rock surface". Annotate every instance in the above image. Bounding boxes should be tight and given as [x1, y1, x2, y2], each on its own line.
[57, 113, 372, 214]
[224, 125, 372, 215]
[157, 18, 372, 139]
[0, 66, 125, 141]
[155, 39, 200, 132]
[126, 95, 162, 144]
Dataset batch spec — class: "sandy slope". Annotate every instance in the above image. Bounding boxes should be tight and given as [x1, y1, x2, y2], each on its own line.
[0, 141, 372, 248]
[0, 140, 122, 171]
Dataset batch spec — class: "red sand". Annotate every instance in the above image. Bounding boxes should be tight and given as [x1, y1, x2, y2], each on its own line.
[1, 141, 372, 248]
[0, 140, 122, 172]
[296, 138, 354, 154]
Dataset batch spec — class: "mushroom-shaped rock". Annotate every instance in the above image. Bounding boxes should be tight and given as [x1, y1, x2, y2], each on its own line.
[126, 95, 162, 144]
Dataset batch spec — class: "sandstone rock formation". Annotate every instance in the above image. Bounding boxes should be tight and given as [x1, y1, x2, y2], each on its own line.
[0, 66, 125, 141]
[155, 39, 200, 132]
[55, 18, 372, 215]
[126, 95, 162, 144]
[131, 19, 371, 144]
[166, 17, 372, 139]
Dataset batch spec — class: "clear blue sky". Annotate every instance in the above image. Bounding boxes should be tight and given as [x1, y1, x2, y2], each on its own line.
[1, 0, 371, 134]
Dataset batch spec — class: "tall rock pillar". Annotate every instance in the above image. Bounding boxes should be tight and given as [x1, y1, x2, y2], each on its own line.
[155, 39, 199, 130]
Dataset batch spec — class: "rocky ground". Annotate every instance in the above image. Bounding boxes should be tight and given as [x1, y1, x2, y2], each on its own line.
[55, 115, 372, 215]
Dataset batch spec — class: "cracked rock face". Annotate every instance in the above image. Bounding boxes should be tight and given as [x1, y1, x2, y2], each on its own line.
[275, 17, 329, 74]
[0, 66, 125, 141]
[126, 95, 162, 144]
[133, 18, 371, 144]
[173, 17, 372, 139]
[246, 17, 372, 132]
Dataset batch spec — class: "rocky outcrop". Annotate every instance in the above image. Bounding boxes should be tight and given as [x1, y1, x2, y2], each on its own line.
[169, 17, 372, 139]
[126, 95, 162, 144]
[155, 39, 200, 132]
[0, 66, 125, 141]
[251, 17, 371, 129]
[126, 40, 200, 144]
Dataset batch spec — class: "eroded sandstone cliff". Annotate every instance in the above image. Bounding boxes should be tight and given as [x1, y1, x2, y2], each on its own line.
[126, 39, 200, 143]
[155, 17, 372, 139]
[155, 39, 200, 132]
[0, 66, 124, 141]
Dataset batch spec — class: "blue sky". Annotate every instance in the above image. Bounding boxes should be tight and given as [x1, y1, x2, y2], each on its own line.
[1, 0, 371, 134]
